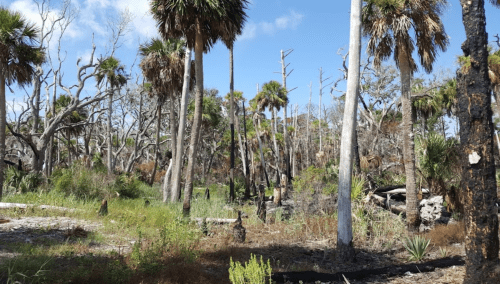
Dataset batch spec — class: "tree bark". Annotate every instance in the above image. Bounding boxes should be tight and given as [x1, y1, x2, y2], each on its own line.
[399, 50, 419, 232]
[242, 101, 251, 198]
[281, 50, 291, 182]
[337, 0, 362, 262]
[107, 90, 113, 174]
[150, 104, 162, 185]
[307, 82, 312, 168]
[229, 45, 235, 202]
[459, 0, 500, 281]
[171, 48, 192, 202]
[183, 22, 204, 215]
[0, 74, 6, 201]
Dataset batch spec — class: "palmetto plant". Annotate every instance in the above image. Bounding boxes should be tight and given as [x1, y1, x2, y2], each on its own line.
[416, 132, 459, 196]
[0, 7, 45, 200]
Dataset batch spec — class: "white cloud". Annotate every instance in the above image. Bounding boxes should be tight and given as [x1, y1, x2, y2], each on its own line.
[238, 22, 257, 40]
[238, 10, 304, 41]
[275, 10, 303, 30]
[112, 0, 158, 38]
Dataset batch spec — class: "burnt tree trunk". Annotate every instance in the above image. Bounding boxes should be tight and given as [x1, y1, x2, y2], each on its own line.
[459, 0, 500, 282]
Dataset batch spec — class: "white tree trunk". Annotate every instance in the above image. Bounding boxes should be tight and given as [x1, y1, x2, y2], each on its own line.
[337, 0, 362, 262]
[171, 48, 192, 202]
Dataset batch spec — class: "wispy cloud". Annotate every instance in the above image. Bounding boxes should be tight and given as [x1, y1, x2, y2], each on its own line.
[238, 10, 304, 41]
[9, 0, 81, 41]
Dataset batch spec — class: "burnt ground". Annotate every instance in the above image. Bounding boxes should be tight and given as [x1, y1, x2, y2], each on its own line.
[0, 205, 469, 284]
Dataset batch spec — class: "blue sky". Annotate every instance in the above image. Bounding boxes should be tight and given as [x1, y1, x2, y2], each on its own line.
[2, 0, 500, 116]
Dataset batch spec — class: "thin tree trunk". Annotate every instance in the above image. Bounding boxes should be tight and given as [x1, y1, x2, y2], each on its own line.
[354, 129, 361, 175]
[459, 0, 500, 281]
[307, 82, 312, 167]
[163, 158, 172, 203]
[183, 23, 204, 215]
[171, 48, 192, 202]
[254, 114, 270, 188]
[337, 0, 361, 262]
[107, 90, 113, 174]
[281, 50, 291, 182]
[150, 104, 162, 185]
[271, 108, 280, 185]
[399, 50, 419, 232]
[229, 45, 235, 202]
[242, 101, 251, 198]
[0, 74, 6, 201]
[319, 68, 323, 152]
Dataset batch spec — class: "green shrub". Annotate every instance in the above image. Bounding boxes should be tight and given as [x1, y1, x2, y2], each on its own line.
[3, 167, 43, 194]
[52, 164, 109, 200]
[292, 165, 338, 195]
[229, 254, 272, 284]
[114, 173, 144, 199]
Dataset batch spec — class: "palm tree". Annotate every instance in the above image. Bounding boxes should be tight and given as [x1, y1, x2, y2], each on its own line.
[458, 0, 500, 281]
[253, 80, 288, 184]
[95, 56, 127, 174]
[151, 0, 249, 215]
[54, 94, 88, 165]
[0, 8, 44, 200]
[139, 37, 188, 192]
[362, 0, 449, 231]
[337, 0, 362, 262]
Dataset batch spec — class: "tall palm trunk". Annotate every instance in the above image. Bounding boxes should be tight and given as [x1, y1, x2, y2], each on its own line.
[459, 0, 499, 281]
[254, 114, 270, 188]
[229, 45, 235, 202]
[242, 101, 251, 197]
[271, 108, 279, 184]
[399, 50, 419, 231]
[150, 104, 162, 185]
[183, 23, 204, 215]
[234, 105, 247, 195]
[0, 74, 6, 201]
[171, 48, 192, 202]
[337, 0, 362, 262]
[107, 90, 113, 174]
[163, 95, 177, 202]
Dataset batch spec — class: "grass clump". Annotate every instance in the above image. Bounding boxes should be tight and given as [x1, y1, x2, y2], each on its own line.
[403, 235, 430, 261]
[229, 254, 272, 284]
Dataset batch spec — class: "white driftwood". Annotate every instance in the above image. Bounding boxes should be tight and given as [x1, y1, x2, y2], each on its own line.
[367, 194, 406, 215]
[192, 217, 237, 227]
[377, 188, 429, 195]
[0, 202, 77, 212]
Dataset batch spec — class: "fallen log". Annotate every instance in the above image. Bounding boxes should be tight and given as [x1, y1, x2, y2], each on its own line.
[374, 188, 430, 196]
[367, 193, 406, 215]
[272, 256, 464, 283]
[373, 185, 406, 193]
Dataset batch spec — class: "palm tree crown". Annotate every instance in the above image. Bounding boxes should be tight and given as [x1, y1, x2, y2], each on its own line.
[151, 0, 249, 51]
[253, 80, 288, 113]
[0, 7, 44, 87]
[362, 0, 448, 74]
[139, 37, 192, 102]
[96, 56, 128, 89]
